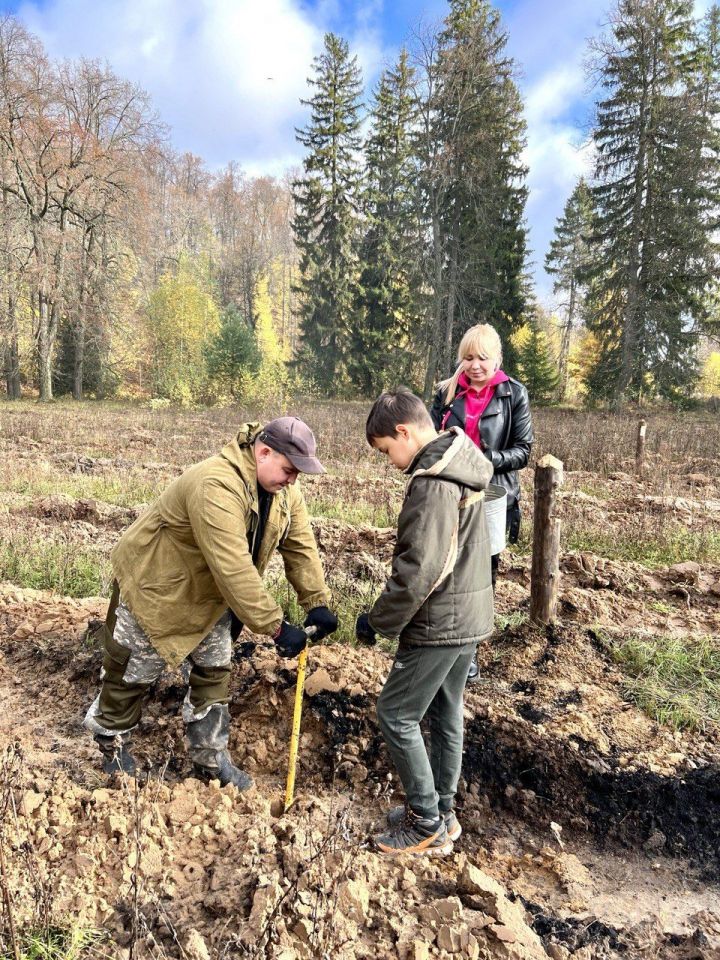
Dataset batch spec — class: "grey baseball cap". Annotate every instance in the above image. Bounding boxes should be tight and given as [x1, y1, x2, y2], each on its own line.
[258, 417, 326, 474]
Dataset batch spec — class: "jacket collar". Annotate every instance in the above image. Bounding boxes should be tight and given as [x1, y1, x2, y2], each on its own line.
[492, 380, 512, 398]
[220, 422, 280, 515]
[406, 427, 465, 489]
[220, 422, 262, 490]
[405, 431, 454, 476]
[449, 379, 512, 419]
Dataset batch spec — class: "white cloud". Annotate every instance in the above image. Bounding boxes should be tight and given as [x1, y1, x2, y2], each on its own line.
[15, 0, 391, 171]
[523, 63, 594, 211]
[518, 0, 710, 302]
[16, 0, 328, 168]
[519, 63, 593, 303]
[524, 64, 584, 128]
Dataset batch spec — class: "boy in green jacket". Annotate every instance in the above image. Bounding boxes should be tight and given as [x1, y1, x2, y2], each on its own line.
[356, 388, 494, 856]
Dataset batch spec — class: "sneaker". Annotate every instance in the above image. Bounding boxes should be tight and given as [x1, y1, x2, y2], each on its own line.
[466, 654, 480, 685]
[375, 809, 453, 857]
[387, 805, 462, 842]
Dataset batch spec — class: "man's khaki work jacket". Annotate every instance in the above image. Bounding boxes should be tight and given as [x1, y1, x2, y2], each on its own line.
[111, 422, 330, 668]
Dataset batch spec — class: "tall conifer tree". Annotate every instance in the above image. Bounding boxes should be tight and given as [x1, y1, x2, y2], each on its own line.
[431, 0, 529, 377]
[694, 4, 720, 343]
[350, 50, 422, 395]
[586, 0, 713, 404]
[545, 179, 594, 399]
[292, 34, 363, 393]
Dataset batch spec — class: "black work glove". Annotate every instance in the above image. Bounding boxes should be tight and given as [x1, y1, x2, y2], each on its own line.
[273, 621, 307, 659]
[355, 613, 377, 647]
[304, 605, 338, 641]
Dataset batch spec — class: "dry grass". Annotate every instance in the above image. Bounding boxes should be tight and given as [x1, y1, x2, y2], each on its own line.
[531, 407, 720, 487]
[3, 398, 719, 476]
[2, 398, 719, 585]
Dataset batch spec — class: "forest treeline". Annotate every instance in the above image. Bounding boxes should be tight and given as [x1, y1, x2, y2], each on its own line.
[1, 0, 719, 407]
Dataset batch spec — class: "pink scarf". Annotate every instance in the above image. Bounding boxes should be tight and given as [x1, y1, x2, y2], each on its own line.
[442, 370, 509, 448]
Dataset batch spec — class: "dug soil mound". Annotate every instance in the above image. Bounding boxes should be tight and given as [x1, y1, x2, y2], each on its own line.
[1, 585, 719, 959]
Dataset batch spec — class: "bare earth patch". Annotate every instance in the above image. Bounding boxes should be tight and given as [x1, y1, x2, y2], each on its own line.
[0, 584, 719, 959]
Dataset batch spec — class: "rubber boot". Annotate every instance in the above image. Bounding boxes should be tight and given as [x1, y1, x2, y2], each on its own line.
[186, 704, 253, 791]
[95, 734, 137, 776]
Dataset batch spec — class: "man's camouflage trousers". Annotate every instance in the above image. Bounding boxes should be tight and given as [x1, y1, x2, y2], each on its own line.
[84, 592, 232, 741]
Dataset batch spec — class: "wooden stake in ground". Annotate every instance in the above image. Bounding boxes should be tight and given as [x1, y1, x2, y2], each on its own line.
[530, 454, 564, 625]
[635, 419, 647, 478]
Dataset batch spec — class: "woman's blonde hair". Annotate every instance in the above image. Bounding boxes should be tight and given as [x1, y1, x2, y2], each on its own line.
[438, 323, 503, 405]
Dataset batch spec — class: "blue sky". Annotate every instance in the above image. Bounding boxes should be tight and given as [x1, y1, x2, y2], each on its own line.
[1, 0, 714, 302]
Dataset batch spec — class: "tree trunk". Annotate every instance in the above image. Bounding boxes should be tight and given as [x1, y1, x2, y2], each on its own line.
[72, 328, 85, 401]
[1, 181, 20, 400]
[32, 214, 64, 403]
[444, 237, 458, 375]
[423, 208, 445, 398]
[5, 295, 20, 399]
[72, 225, 94, 401]
[618, 46, 656, 407]
[37, 291, 53, 401]
[556, 273, 576, 402]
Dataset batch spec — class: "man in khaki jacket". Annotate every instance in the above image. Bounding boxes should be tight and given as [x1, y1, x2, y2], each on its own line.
[84, 418, 337, 787]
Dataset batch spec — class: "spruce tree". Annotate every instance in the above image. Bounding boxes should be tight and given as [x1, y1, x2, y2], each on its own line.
[545, 179, 594, 400]
[586, 0, 713, 404]
[204, 306, 260, 396]
[350, 50, 422, 395]
[694, 4, 720, 342]
[432, 0, 529, 376]
[516, 316, 559, 406]
[292, 34, 363, 394]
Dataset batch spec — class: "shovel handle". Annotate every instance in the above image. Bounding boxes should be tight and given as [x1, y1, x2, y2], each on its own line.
[284, 625, 316, 811]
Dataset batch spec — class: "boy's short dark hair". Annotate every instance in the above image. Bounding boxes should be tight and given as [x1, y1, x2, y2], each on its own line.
[366, 387, 434, 445]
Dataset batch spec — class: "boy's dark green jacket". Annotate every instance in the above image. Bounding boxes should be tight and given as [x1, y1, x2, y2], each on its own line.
[368, 428, 494, 646]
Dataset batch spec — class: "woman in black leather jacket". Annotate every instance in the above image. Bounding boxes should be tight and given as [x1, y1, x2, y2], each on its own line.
[430, 323, 533, 680]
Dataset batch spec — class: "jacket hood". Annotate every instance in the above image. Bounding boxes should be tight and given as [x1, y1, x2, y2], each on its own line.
[220, 422, 263, 489]
[407, 427, 493, 491]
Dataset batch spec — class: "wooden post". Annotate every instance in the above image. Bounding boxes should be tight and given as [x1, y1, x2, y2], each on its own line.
[635, 419, 647, 477]
[530, 454, 564, 625]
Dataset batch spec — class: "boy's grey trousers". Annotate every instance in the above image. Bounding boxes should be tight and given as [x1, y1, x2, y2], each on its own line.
[376, 641, 476, 819]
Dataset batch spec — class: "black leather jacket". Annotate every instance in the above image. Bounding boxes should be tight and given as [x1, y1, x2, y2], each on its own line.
[430, 377, 533, 507]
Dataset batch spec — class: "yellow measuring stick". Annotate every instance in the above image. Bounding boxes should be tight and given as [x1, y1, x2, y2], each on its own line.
[284, 626, 315, 812]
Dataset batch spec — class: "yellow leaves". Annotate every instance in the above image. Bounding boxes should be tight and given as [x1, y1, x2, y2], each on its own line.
[147, 275, 219, 350]
[509, 322, 531, 353]
[568, 329, 602, 400]
[235, 272, 293, 405]
[144, 258, 220, 404]
[255, 275, 285, 365]
[699, 351, 720, 397]
[511, 314, 561, 357]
